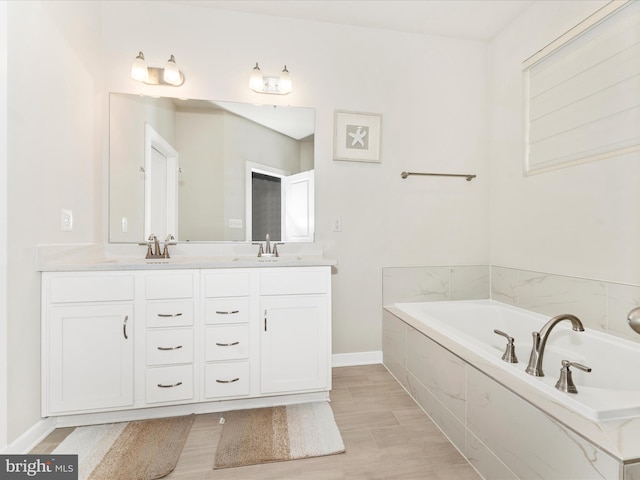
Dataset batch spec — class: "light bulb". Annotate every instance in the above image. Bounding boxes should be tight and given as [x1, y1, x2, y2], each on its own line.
[278, 65, 292, 94]
[131, 51, 148, 82]
[249, 63, 265, 91]
[163, 55, 182, 86]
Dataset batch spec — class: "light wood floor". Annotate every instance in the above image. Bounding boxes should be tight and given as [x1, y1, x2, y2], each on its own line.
[34, 365, 481, 479]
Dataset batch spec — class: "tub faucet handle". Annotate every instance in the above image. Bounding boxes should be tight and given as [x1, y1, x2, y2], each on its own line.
[493, 329, 518, 364]
[555, 359, 591, 394]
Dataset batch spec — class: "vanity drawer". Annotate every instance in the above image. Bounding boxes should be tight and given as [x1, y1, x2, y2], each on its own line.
[205, 326, 249, 361]
[204, 298, 249, 325]
[260, 268, 328, 295]
[145, 273, 195, 300]
[146, 329, 194, 366]
[204, 362, 250, 399]
[146, 365, 194, 404]
[146, 301, 194, 327]
[48, 274, 135, 303]
[204, 271, 250, 297]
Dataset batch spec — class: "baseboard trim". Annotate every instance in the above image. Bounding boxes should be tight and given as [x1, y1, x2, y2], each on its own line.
[332, 351, 382, 367]
[1, 417, 56, 454]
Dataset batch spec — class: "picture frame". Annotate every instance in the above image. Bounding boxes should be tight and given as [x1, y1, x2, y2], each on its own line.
[333, 110, 382, 163]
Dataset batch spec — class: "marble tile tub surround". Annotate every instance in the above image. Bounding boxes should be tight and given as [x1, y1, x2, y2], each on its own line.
[383, 308, 640, 478]
[382, 265, 640, 344]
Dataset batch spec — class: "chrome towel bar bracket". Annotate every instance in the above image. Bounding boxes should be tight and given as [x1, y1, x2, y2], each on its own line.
[401, 171, 476, 181]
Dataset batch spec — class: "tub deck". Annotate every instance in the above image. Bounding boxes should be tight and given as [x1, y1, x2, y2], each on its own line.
[385, 300, 640, 463]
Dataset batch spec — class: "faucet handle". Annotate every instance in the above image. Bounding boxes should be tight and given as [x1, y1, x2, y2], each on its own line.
[555, 359, 591, 394]
[252, 242, 264, 257]
[493, 329, 518, 363]
[273, 243, 284, 257]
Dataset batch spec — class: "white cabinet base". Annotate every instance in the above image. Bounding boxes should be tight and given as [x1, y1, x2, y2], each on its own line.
[42, 266, 331, 421]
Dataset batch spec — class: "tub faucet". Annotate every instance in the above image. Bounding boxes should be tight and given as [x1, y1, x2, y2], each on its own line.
[525, 314, 584, 377]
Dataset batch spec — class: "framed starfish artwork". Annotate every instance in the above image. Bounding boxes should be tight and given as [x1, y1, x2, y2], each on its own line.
[333, 110, 382, 163]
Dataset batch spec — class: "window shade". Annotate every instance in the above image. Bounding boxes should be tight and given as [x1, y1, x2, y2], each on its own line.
[524, 1, 640, 174]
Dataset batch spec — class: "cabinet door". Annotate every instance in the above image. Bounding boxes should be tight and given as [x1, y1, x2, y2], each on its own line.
[260, 295, 329, 394]
[47, 304, 134, 414]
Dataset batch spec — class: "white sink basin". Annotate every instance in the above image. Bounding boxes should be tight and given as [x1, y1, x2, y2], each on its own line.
[232, 256, 302, 263]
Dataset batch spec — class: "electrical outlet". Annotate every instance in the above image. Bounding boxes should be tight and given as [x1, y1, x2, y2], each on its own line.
[61, 209, 73, 232]
[332, 216, 342, 232]
[122, 217, 128, 233]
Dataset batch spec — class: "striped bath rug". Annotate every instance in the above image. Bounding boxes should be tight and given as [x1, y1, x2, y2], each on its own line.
[213, 401, 345, 469]
[52, 414, 194, 480]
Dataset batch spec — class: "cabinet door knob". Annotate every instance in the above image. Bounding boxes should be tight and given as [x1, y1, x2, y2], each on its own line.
[216, 378, 240, 384]
[157, 345, 183, 351]
[215, 341, 240, 347]
[157, 312, 183, 318]
[157, 382, 183, 388]
[215, 310, 240, 315]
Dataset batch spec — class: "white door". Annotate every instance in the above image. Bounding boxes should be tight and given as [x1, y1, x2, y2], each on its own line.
[282, 170, 314, 242]
[145, 124, 178, 240]
[260, 295, 328, 394]
[48, 304, 134, 414]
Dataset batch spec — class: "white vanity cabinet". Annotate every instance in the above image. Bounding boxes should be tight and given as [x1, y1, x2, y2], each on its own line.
[201, 270, 253, 400]
[41, 263, 332, 420]
[42, 273, 135, 416]
[143, 271, 196, 405]
[259, 268, 331, 394]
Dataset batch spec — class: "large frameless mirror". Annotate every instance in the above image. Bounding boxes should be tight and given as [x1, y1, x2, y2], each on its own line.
[109, 93, 315, 243]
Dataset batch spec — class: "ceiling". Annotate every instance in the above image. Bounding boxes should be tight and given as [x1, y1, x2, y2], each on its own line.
[174, 0, 535, 42]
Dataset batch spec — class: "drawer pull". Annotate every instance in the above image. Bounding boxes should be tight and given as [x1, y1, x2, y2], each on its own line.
[216, 378, 240, 384]
[215, 310, 240, 315]
[157, 345, 183, 351]
[157, 312, 183, 318]
[215, 341, 240, 347]
[157, 381, 183, 388]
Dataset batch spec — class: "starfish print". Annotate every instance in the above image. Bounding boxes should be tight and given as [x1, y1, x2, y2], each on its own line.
[348, 126, 367, 147]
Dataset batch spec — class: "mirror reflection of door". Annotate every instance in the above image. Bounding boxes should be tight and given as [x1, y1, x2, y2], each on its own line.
[245, 162, 315, 243]
[145, 124, 178, 241]
[149, 147, 169, 239]
[283, 170, 314, 242]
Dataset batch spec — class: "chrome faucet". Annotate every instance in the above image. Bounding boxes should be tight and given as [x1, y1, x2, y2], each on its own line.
[139, 233, 175, 259]
[265, 233, 271, 255]
[253, 233, 279, 257]
[525, 314, 585, 377]
[153, 235, 161, 256]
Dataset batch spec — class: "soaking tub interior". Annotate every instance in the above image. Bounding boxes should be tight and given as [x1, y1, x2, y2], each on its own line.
[384, 298, 640, 478]
[392, 299, 640, 422]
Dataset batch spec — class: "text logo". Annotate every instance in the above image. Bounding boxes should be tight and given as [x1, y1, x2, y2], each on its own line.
[1, 455, 77, 479]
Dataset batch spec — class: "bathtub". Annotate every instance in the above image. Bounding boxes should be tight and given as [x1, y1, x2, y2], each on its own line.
[392, 299, 640, 422]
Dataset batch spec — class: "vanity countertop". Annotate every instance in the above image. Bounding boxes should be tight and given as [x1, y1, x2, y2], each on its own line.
[38, 255, 337, 272]
[36, 243, 336, 272]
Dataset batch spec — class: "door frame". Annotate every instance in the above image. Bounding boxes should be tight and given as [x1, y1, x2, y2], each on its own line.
[144, 124, 178, 240]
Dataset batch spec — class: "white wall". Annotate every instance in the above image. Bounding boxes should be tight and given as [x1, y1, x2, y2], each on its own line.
[0, 0, 8, 450]
[488, 0, 640, 286]
[101, 1, 490, 355]
[6, 1, 103, 443]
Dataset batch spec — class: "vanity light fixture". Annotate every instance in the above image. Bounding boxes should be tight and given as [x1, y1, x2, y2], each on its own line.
[249, 62, 292, 95]
[130, 51, 185, 86]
